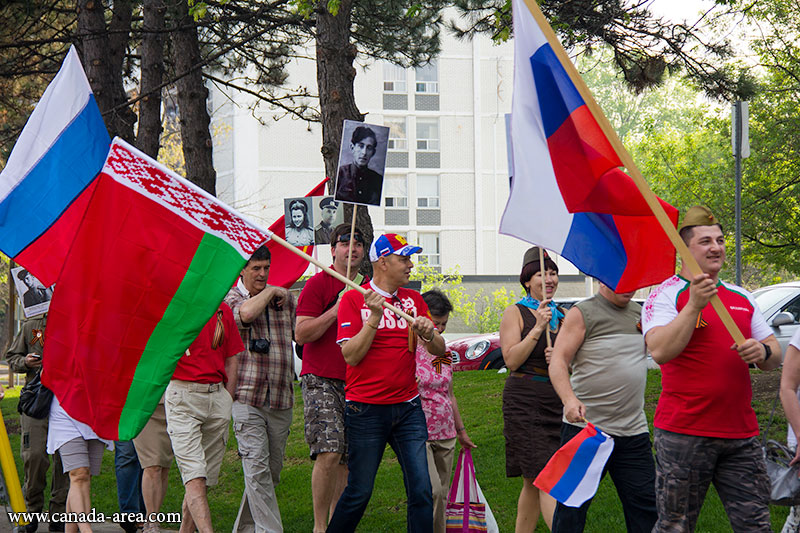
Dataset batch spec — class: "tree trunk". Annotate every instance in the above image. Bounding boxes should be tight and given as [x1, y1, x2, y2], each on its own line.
[168, 0, 216, 195]
[315, 0, 373, 273]
[108, 0, 132, 77]
[76, 0, 136, 142]
[136, 0, 166, 158]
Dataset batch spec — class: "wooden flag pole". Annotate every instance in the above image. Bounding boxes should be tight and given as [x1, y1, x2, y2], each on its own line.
[521, 0, 744, 344]
[268, 231, 414, 323]
[346, 205, 358, 283]
[539, 247, 552, 348]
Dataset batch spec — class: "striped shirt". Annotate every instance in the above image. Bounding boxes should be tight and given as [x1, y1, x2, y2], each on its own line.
[225, 279, 295, 410]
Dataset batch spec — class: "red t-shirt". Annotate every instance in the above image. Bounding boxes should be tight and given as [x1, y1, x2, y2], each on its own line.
[642, 276, 772, 438]
[296, 268, 367, 381]
[172, 303, 244, 384]
[337, 282, 430, 404]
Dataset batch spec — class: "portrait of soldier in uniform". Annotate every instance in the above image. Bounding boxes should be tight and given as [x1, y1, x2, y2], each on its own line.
[12, 267, 53, 318]
[335, 120, 389, 207]
[314, 197, 342, 245]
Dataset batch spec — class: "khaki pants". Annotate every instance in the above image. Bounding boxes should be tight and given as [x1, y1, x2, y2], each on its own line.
[231, 401, 292, 533]
[20, 413, 69, 513]
[426, 438, 456, 533]
[165, 380, 232, 486]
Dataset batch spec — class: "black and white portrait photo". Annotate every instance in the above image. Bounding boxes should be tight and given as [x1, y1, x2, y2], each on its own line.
[12, 267, 53, 318]
[313, 196, 344, 245]
[284, 197, 315, 247]
[334, 120, 389, 206]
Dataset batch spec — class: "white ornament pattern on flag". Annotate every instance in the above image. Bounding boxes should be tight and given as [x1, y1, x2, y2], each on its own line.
[103, 141, 268, 255]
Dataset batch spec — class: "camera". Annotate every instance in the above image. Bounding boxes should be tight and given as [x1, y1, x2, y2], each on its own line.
[250, 338, 271, 354]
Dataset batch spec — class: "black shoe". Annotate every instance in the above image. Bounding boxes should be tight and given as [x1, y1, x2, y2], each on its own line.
[120, 522, 138, 533]
[47, 523, 64, 532]
[23, 517, 38, 532]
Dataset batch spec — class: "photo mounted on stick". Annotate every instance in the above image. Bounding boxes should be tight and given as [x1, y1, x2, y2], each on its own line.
[334, 120, 389, 206]
[12, 267, 53, 318]
[313, 196, 344, 245]
[284, 197, 315, 247]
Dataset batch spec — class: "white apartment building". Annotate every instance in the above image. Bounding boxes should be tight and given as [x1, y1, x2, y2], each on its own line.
[209, 29, 584, 284]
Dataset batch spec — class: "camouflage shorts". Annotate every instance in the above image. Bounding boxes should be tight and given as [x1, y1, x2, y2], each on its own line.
[653, 428, 770, 533]
[301, 374, 347, 460]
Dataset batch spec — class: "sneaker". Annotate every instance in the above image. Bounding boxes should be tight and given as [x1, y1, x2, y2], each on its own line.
[782, 505, 800, 533]
[23, 518, 38, 532]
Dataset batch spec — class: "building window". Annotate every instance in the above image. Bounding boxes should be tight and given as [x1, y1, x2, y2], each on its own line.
[383, 63, 407, 93]
[384, 175, 408, 208]
[415, 61, 439, 94]
[417, 174, 439, 208]
[385, 117, 408, 151]
[385, 117, 409, 167]
[416, 118, 439, 152]
[418, 233, 440, 269]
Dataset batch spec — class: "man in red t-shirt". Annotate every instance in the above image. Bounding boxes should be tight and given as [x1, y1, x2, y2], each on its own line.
[642, 206, 781, 532]
[326, 233, 445, 533]
[296, 224, 367, 532]
[164, 303, 242, 533]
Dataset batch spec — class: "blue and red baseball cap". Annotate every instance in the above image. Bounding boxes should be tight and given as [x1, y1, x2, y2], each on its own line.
[368, 233, 422, 262]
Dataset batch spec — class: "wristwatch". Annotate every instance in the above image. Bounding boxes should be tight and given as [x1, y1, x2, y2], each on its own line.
[761, 342, 772, 362]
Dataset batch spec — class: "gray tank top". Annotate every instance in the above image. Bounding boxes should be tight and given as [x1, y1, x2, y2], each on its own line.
[566, 294, 648, 436]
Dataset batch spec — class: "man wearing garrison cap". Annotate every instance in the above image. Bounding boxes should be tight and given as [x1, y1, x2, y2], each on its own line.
[641, 205, 781, 532]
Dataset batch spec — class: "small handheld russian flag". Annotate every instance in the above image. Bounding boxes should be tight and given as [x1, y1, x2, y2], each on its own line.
[534, 422, 614, 507]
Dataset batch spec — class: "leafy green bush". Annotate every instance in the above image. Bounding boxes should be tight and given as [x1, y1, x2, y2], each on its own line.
[412, 262, 523, 332]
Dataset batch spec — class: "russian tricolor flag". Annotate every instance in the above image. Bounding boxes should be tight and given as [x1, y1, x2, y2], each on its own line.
[500, 0, 678, 293]
[0, 46, 110, 286]
[534, 423, 614, 507]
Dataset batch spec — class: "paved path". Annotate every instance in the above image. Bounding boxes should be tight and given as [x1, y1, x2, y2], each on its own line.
[0, 522, 168, 532]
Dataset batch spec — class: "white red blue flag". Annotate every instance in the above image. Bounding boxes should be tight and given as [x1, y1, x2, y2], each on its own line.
[500, 0, 678, 293]
[0, 46, 110, 286]
[534, 422, 614, 507]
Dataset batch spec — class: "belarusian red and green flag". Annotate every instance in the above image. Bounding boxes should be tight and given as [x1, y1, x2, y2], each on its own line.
[42, 138, 270, 440]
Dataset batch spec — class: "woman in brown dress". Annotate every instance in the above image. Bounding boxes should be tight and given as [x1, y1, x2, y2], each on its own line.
[500, 247, 565, 532]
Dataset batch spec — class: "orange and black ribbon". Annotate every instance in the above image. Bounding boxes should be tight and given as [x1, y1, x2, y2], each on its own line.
[695, 313, 708, 329]
[431, 354, 452, 374]
[212, 310, 225, 349]
[30, 329, 44, 347]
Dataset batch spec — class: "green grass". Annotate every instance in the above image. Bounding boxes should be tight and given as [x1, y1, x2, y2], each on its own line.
[0, 369, 791, 531]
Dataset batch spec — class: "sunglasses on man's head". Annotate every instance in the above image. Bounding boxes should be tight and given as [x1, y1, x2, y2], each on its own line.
[337, 233, 365, 244]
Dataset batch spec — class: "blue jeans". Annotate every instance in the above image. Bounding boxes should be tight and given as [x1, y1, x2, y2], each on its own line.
[327, 397, 432, 533]
[552, 423, 657, 533]
[114, 440, 144, 514]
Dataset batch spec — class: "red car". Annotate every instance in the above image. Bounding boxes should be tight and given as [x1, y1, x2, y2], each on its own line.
[447, 332, 503, 371]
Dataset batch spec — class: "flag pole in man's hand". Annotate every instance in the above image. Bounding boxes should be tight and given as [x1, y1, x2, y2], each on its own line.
[270, 231, 414, 323]
[518, 0, 744, 344]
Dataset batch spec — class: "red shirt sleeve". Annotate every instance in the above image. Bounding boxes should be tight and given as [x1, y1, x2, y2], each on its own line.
[220, 303, 245, 357]
[337, 289, 365, 343]
[296, 274, 325, 317]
